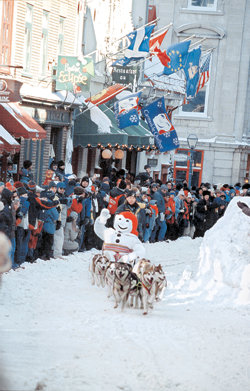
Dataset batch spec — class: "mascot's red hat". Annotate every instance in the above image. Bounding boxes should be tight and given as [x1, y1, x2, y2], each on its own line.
[118, 211, 138, 236]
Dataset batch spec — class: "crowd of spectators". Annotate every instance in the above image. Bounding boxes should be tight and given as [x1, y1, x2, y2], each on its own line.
[0, 160, 249, 269]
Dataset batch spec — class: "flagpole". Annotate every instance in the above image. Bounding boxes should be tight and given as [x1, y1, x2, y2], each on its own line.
[74, 84, 132, 118]
[181, 34, 195, 42]
[109, 18, 160, 46]
[150, 23, 173, 38]
[190, 37, 206, 48]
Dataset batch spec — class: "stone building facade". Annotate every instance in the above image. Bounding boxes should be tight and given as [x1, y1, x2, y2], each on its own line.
[134, 0, 250, 186]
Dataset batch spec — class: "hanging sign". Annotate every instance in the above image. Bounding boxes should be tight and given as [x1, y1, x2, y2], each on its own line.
[112, 65, 139, 87]
[0, 78, 22, 103]
[56, 55, 94, 92]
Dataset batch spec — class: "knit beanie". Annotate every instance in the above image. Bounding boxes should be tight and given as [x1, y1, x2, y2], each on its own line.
[118, 180, 127, 190]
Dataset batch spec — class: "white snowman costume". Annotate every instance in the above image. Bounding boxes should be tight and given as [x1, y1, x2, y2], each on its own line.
[94, 209, 145, 264]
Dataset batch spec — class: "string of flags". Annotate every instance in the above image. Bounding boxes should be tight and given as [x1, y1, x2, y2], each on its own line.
[55, 19, 213, 152]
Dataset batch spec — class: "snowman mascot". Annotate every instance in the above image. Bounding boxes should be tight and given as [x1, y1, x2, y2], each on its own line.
[94, 208, 145, 264]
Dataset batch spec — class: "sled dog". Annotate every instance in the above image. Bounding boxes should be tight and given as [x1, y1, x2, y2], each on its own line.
[154, 264, 167, 301]
[129, 271, 143, 309]
[105, 261, 117, 298]
[90, 254, 110, 287]
[133, 258, 156, 315]
[113, 262, 132, 310]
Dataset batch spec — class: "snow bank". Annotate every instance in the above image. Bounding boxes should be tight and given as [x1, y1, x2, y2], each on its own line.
[186, 197, 250, 305]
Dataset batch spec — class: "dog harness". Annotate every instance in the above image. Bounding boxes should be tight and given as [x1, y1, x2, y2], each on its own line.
[103, 243, 133, 262]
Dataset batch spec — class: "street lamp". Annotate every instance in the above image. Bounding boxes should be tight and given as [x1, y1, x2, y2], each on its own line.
[187, 133, 198, 189]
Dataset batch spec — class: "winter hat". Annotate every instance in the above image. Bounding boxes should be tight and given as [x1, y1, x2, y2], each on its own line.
[81, 176, 89, 183]
[17, 187, 28, 197]
[118, 211, 138, 236]
[57, 160, 65, 168]
[57, 182, 66, 189]
[150, 182, 158, 189]
[27, 180, 36, 191]
[74, 186, 85, 195]
[169, 190, 176, 195]
[70, 211, 78, 220]
[48, 181, 57, 189]
[178, 189, 185, 196]
[23, 160, 32, 169]
[203, 190, 211, 197]
[5, 182, 16, 192]
[13, 181, 23, 189]
[125, 189, 136, 198]
[160, 184, 168, 191]
[118, 180, 127, 190]
[144, 164, 151, 170]
[0, 182, 4, 187]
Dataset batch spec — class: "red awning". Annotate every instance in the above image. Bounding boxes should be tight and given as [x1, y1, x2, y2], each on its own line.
[0, 125, 21, 153]
[0, 103, 47, 139]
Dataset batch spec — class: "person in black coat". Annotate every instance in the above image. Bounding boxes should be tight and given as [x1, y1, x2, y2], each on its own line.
[193, 190, 219, 238]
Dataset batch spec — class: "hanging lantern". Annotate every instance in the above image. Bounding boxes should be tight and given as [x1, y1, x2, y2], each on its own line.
[114, 149, 124, 159]
[102, 149, 112, 159]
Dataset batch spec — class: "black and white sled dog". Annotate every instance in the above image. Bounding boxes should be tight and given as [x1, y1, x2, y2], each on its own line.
[105, 261, 117, 298]
[90, 254, 110, 287]
[154, 264, 167, 301]
[113, 262, 133, 310]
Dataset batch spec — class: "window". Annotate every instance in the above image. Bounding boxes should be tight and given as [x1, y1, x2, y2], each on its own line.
[40, 11, 49, 76]
[179, 84, 209, 117]
[58, 17, 65, 55]
[0, 0, 14, 73]
[24, 4, 33, 73]
[188, 0, 217, 10]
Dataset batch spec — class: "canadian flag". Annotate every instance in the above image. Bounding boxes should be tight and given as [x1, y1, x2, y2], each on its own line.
[149, 28, 170, 67]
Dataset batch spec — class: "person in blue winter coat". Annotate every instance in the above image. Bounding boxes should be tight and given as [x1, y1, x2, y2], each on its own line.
[15, 186, 30, 266]
[150, 183, 167, 242]
[19, 160, 33, 184]
[41, 202, 59, 260]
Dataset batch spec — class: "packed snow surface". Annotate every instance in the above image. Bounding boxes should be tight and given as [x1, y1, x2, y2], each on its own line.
[0, 199, 250, 391]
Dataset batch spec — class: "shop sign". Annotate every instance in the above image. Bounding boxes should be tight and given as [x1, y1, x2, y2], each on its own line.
[112, 65, 139, 86]
[56, 55, 94, 92]
[0, 78, 22, 103]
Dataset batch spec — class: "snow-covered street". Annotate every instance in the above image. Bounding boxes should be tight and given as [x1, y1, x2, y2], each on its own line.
[1, 218, 250, 391]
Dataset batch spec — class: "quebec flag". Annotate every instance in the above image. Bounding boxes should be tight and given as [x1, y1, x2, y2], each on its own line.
[162, 40, 191, 76]
[142, 97, 180, 152]
[114, 92, 141, 129]
[184, 47, 201, 99]
[112, 25, 155, 67]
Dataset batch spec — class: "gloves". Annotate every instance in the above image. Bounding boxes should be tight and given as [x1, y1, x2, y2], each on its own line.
[145, 208, 151, 215]
[56, 220, 61, 230]
[179, 209, 184, 213]
[100, 208, 111, 224]
[160, 212, 165, 222]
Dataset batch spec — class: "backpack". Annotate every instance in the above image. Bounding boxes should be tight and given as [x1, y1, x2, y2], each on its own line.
[107, 194, 123, 215]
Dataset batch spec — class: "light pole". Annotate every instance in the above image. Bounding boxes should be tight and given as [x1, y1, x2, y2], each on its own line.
[187, 134, 198, 189]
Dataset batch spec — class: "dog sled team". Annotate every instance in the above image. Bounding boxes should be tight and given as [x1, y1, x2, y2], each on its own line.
[90, 208, 167, 315]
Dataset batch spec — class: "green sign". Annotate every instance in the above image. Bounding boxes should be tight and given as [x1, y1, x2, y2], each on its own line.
[56, 55, 94, 92]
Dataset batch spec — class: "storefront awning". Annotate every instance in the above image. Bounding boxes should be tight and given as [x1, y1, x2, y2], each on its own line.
[74, 104, 128, 148]
[0, 103, 47, 139]
[0, 125, 21, 153]
[99, 105, 155, 148]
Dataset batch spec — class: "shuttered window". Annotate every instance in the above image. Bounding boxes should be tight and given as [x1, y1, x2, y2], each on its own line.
[40, 10, 49, 76]
[24, 4, 33, 73]
[0, 0, 14, 74]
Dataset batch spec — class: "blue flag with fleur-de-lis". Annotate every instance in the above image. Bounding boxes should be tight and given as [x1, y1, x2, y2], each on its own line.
[184, 47, 201, 99]
[162, 40, 191, 76]
[112, 25, 155, 67]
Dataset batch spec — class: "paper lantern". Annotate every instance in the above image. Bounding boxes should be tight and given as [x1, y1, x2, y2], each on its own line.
[102, 149, 112, 159]
[114, 149, 124, 159]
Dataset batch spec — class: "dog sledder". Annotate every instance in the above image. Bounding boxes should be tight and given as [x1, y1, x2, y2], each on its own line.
[90, 209, 167, 315]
